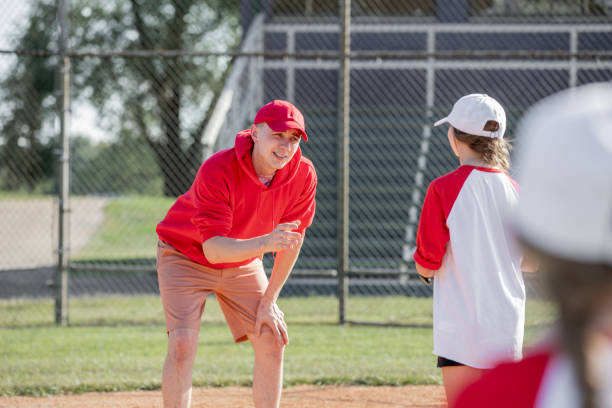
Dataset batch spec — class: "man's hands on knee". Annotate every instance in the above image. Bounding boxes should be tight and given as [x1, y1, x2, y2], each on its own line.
[255, 298, 289, 346]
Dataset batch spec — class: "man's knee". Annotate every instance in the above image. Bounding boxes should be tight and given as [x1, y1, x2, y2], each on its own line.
[251, 327, 285, 361]
[168, 329, 198, 363]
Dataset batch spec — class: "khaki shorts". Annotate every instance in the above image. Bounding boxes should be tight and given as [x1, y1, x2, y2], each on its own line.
[156, 240, 268, 342]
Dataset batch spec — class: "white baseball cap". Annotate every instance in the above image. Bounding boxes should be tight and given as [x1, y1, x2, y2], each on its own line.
[513, 83, 612, 265]
[434, 93, 507, 139]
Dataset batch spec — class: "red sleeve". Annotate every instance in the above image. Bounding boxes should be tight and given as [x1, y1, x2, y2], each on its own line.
[190, 159, 233, 243]
[453, 352, 552, 408]
[279, 163, 317, 236]
[413, 181, 449, 270]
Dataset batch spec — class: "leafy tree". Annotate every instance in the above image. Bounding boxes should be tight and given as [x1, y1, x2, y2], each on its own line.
[1, 0, 240, 196]
[70, 133, 163, 195]
[0, 4, 57, 192]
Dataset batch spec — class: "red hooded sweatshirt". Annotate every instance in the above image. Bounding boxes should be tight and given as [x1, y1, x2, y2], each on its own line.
[156, 130, 317, 269]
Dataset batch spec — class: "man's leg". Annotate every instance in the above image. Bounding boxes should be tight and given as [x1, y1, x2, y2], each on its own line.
[162, 328, 199, 408]
[248, 326, 285, 408]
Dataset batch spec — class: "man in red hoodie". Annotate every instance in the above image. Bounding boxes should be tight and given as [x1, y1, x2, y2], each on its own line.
[156, 100, 317, 408]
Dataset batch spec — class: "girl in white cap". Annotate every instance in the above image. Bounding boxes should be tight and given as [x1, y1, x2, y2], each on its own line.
[413, 94, 537, 406]
[454, 83, 612, 408]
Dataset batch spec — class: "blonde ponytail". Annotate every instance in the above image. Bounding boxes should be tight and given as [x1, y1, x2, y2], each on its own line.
[453, 128, 511, 171]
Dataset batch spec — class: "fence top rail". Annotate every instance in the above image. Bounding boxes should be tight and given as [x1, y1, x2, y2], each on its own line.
[2, 49, 610, 59]
[264, 59, 612, 70]
[269, 15, 612, 25]
[265, 23, 612, 33]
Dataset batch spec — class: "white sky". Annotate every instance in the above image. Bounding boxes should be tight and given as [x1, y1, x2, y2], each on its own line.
[0, 0, 29, 49]
[1, 0, 109, 143]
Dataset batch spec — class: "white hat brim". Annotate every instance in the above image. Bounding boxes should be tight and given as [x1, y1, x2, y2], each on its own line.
[433, 117, 449, 127]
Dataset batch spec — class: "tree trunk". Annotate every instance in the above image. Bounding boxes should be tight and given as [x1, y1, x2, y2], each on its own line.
[130, 0, 200, 197]
[159, 77, 196, 196]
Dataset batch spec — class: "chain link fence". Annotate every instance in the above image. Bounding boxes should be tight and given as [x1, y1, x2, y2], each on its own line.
[1, 0, 611, 331]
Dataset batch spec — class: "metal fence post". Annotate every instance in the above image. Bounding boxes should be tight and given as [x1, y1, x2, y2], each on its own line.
[337, 0, 350, 325]
[56, 0, 70, 325]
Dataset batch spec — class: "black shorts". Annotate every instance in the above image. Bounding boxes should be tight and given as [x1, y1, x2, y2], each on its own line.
[437, 356, 464, 367]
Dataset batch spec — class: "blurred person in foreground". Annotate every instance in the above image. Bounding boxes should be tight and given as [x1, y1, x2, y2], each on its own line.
[454, 83, 612, 408]
[155, 100, 317, 408]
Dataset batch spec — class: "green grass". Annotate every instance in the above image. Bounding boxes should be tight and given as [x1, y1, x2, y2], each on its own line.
[0, 295, 556, 328]
[73, 196, 174, 260]
[0, 323, 439, 397]
[0, 296, 439, 396]
[0, 295, 556, 396]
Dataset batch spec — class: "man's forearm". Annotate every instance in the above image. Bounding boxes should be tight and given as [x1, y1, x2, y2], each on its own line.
[262, 239, 303, 302]
[202, 235, 267, 264]
[202, 221, 302, 264]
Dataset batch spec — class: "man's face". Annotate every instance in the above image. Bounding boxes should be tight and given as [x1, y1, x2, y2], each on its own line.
[251, 123, 301, 175]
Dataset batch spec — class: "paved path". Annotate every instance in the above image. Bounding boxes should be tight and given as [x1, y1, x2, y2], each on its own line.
[0, 197, 108, 270]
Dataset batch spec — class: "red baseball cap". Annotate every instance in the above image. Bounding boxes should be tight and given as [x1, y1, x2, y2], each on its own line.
[253, 100, 308, 141]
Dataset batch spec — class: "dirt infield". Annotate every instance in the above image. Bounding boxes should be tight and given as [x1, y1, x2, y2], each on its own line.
[0, 385, 446, 407]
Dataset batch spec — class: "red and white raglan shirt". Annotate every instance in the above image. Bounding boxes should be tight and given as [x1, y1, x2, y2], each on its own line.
[157, 130, 317, 269]
[414, 165, 524, 368]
